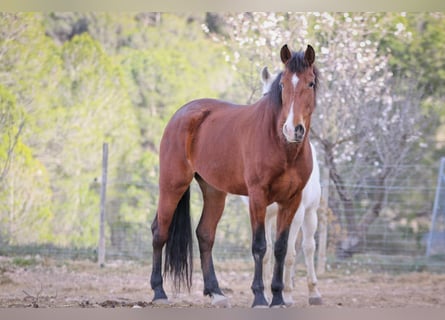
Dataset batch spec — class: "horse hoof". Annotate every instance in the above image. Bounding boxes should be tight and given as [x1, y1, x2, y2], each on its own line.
[308, 296, 323, 305]
[252, 304, 269, 309]
[152, 298, 171, 305]
[270, 304, 287, 309]
[284, 298, 295, 307]
[211, 294, 230, 308]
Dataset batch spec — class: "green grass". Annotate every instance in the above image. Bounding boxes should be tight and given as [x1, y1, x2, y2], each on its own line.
[12, 257, 38, 267]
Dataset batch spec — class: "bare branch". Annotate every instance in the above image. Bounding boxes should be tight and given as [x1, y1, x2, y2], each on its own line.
[0, 119, 25, 182]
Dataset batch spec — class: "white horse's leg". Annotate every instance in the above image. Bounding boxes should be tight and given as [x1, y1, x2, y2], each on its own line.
[263, 203, 277, 301]
[284, 206, 304, 292]
[282, 205, 303, 306]
[301, 207, 322, 305]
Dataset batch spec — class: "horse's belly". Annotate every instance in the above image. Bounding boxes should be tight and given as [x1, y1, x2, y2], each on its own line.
[194, 161, 248, 195]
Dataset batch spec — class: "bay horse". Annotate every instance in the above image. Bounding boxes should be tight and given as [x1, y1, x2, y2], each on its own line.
[240, 66, 322, 306]
[150, 44, 319, 308]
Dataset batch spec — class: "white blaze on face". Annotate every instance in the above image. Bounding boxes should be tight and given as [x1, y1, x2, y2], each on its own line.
[292, 74, 299, 88]
[283, 103, 295, 141]
[282, 74, 300, 142]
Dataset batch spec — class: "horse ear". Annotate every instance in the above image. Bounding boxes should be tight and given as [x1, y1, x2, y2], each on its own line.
[261, 66, 270, 82]
[304, 45, 315, 66]
[280, 44, 292, 64]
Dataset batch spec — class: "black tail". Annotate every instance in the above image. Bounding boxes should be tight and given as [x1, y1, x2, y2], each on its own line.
[164, 187, 193, 292]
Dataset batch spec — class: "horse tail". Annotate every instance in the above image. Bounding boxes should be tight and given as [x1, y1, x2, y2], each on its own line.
[164, 186, 193, 292]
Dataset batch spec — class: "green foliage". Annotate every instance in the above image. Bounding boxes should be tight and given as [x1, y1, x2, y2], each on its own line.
[380, 13, 445, 100]
[0, 83, 54, 246]
[0, 85, 22, 171]
[0, 12, 444, 254]
[46, 33, 141, 246]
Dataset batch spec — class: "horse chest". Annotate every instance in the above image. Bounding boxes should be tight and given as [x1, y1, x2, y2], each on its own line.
[269, 168, 304, 202]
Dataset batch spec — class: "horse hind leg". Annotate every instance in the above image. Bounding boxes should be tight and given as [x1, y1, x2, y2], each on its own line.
[150, 213, 169, 303]
[301, 207, 323, 305]
[150, 169, 194, 303]
[195, 175, 230, 307]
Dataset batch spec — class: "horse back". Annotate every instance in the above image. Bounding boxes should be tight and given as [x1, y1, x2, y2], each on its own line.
[160, 98, 255, 193]
[160, 97, 312, 203]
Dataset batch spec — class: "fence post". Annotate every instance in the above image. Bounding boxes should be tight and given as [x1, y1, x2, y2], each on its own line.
[317, 167, 330, 275]
[98, 142, 108, 267]
[427, 157, 445, 257]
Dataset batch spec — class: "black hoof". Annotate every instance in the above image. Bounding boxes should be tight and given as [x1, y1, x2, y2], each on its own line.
[251, 294, 269, 308]
[152, 288, 168, 302]
[270, 294, 285, 307]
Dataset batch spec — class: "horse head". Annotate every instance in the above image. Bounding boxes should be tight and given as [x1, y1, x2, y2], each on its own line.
[260, 66, 275, 95]
[271, 45, 318, 144]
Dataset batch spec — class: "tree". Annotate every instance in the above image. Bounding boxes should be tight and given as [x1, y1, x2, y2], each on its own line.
[305, 13, 440, 256]
[0, 13, 56, 245]
[203, 12, 307, 103]
[44, 33, 141, 246]
[0, 86, 23, 182]
[206, 12, 443, 257]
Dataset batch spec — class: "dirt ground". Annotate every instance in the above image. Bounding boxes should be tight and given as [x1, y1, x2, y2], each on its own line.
[1, 255, 445, 308]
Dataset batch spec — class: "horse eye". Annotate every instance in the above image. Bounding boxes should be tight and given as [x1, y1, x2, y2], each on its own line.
[308, 81, 315, 88]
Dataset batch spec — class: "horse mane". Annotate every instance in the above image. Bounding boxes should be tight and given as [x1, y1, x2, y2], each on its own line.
[268, 50, 320, 108]
[269, 72, 284, 107]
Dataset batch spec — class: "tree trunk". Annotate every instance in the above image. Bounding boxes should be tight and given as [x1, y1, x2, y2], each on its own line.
[320, 141, 359, 258]
[337, 175, 387, 258]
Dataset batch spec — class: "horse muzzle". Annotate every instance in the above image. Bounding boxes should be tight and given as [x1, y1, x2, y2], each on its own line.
[283, 123, 305, 143]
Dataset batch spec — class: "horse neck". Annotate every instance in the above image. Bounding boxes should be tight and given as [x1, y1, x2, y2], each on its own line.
[284, 136, 311, 162]
[254, 97, 310, 163]
[253, 97, 280, 142]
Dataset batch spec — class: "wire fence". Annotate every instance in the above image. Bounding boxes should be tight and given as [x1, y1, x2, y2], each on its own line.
[99, 160, 445, 273]
[1, 160, 444, 274]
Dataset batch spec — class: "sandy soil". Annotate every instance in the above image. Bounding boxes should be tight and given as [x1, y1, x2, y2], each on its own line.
[1, 256, 445, 308]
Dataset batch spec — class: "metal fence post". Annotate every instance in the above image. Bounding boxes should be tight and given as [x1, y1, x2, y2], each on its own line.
[98, 142, 108, 267]
[426, 157, 445, 257]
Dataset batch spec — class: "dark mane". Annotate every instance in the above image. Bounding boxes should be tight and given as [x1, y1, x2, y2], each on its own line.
[268, 50, 319, 107]
[288, 50, 310, 74]
[269, 72, 283, 107]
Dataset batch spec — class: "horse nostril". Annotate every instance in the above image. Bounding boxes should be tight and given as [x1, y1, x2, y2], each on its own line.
[295, 124, 305, 135]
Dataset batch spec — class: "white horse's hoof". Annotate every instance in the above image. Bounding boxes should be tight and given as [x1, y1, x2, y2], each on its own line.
[270, 304, 287, 309]
[211, 294, 230, 308]
[308, 296, 323, 305]
[151, 298, 171, 305]
[284, 298, 295, 307]
[252, 305, 269, 309]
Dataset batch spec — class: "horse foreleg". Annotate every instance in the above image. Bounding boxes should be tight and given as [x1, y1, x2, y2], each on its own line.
[270, 198, 301, 308]
[269, 226, 289, 307]
[250, 224, 269, 307]
[248, 195, 269, 308]
[301, 207, 322, 305]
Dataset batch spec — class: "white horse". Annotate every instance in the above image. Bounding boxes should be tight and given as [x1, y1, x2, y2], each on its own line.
[241, 66, 322, 306]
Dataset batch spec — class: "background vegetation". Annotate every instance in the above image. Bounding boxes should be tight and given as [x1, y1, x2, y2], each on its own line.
[0, 13, 444, 261]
